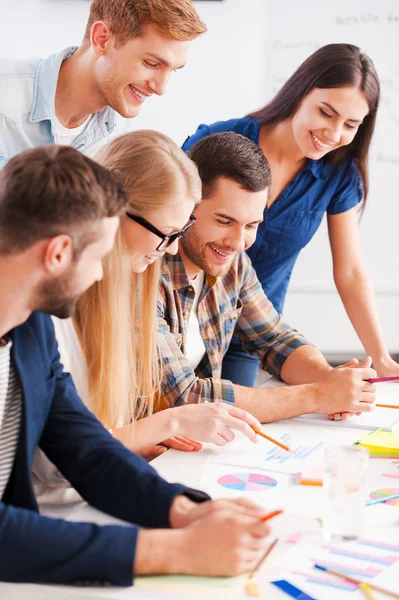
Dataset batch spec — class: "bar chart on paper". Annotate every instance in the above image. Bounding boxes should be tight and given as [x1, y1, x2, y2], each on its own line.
[264, 434, 323, 464]
[209, 422, 360, 474]
[266, 535, 399, 599]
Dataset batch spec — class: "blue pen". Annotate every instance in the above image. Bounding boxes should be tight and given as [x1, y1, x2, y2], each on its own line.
[365, 492, 399, 506]
[271, 579, 318, 600]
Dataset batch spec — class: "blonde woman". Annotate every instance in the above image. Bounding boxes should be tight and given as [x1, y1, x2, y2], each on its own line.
[33, 131, 260, 501]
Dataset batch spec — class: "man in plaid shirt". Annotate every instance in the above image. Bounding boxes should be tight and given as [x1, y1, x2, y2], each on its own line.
[157, 132, 376, 424]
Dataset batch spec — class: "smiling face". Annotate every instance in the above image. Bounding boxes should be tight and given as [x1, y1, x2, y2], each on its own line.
[291, 86, 370, 159]
[120, 197, 196, 272]
[93, 24, 190, 118]
[179, 177, 268, 279]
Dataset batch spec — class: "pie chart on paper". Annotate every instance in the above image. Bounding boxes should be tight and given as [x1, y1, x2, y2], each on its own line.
[217, 472, 277, 492]
[369, 488, 399, 506]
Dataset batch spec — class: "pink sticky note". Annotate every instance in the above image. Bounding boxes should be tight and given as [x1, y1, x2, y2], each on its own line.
[287, 532, 305, 544]
[300, 465, 325, 484]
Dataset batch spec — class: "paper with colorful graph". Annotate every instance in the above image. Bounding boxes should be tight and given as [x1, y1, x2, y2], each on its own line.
[262, 533, 399, 600]
[208, 421, 360, 474]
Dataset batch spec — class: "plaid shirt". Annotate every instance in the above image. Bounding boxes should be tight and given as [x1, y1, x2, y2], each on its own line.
[157, 252, 309, 407]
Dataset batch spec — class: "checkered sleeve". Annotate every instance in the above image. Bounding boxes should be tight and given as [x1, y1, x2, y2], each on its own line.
[234, 256, 310, 377]
[157, 298, 235, 407]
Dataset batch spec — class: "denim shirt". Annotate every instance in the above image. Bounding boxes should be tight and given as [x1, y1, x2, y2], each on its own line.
[0, 47, 126, 169]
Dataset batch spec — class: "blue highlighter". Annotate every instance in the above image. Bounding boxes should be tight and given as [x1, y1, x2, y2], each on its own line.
[271, 579, 318, 600]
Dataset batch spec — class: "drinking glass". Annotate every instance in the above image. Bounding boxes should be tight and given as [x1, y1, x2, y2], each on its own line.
[322, 445, 369, 542]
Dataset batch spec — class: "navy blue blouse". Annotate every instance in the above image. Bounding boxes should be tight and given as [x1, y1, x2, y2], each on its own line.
[182, 117, 363, 313]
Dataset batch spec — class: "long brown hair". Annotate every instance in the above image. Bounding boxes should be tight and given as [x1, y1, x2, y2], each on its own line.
[249, 43, 380, 206]
[73, 130, 201, 429]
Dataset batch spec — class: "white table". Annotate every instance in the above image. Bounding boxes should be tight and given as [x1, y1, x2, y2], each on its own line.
[1, 380, 398, 599]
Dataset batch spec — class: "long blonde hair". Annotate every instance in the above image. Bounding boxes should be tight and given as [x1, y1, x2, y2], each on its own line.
[73, 130, 201, 429]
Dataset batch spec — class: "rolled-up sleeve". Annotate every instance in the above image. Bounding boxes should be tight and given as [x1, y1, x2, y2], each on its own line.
[327, 160, 363, 215]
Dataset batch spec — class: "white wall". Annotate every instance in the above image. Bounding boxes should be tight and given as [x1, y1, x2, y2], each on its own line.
[0, 0, 269, 144]
[1, 0, 398, 355]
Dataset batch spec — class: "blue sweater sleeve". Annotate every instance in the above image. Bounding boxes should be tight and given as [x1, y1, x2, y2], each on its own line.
[0, 314, 208, 585]
[0, 502, 138, 585]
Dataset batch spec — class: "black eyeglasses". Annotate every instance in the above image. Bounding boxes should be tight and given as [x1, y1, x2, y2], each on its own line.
[126, 212, 196, 252]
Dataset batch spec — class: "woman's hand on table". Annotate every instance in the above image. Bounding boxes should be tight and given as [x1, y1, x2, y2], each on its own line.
[169, 402, 262, 446]
[160, 436, 203, 452]
[373, 355, 399, 377]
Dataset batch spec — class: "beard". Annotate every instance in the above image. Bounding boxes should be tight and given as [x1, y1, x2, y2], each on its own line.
[33, 273, 80, 319]
[180, 229, 236, 279]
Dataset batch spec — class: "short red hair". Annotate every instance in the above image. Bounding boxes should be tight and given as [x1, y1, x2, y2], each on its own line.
[83, 0, 207, 45]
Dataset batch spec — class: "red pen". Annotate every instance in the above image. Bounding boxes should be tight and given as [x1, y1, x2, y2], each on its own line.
[368, 376, 399, 383]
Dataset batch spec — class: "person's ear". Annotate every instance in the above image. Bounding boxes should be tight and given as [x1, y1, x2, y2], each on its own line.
[90, 21, 114, 57]
[42, 235, 74, 275]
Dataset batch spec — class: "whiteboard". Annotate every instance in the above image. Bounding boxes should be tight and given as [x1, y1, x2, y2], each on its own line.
[266, 0, 399, 292]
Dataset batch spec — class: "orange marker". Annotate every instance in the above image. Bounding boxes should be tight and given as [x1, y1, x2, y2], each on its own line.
[252, 427, 292, 452]
[260, 509, 283, 523]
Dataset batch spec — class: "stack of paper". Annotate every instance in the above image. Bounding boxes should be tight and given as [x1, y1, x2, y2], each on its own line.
[292, 408, 399, 432]
[260, 380, 399, 432]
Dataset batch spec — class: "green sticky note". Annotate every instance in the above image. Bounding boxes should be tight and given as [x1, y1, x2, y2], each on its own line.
[137, 574, 243, 587]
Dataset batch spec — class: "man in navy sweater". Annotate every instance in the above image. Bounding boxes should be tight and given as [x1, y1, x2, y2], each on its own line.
[0, 146, 270, 585]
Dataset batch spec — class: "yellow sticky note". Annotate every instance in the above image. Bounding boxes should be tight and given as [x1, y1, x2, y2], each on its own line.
[360, 432, 399, 452]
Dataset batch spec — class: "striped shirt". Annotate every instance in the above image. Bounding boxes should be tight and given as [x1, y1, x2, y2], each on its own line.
[157, 252, 308, 407]
[0, 339, 22, 498]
